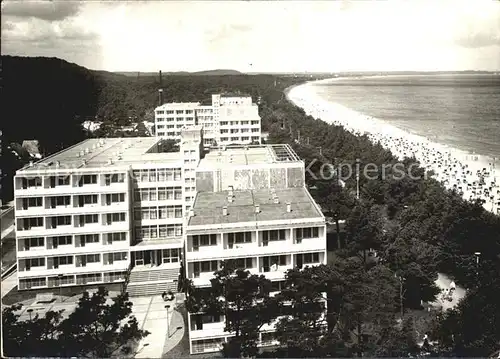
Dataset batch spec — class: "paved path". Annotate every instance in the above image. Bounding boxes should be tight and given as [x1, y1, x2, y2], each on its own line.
[2, 271, 186, 358]
[133, 295, 185, 358]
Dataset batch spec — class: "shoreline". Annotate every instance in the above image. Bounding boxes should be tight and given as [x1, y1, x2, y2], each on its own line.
[285, 80, 500, 215]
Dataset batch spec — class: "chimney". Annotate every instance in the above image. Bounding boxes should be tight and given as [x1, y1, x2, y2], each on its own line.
[158, 89, 163, 106]
[189, 209, 195, 217]
[228, 195, 233, 203]
[82, 160, 87, 166]
[80, 150, 84, 157]
[273, 197, 280, 204]
[255, 204, 260, 213]
[222, 206, 228, 216]
[85, 148, 90, 154]
[286, 202, 292, 213]
[29, 161, 33, 167]
[56, 161, 60, 168]
[159, 70, 162, 86]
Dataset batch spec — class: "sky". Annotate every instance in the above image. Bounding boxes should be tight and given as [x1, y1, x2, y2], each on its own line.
[2, 0, 500, 72]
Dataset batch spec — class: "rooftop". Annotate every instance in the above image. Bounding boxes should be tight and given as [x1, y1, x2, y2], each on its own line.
[187, 187, 323, 227]
[198, 144, 301, 169]
[19, 137, 182, 172]
[156, 102, 200, 110]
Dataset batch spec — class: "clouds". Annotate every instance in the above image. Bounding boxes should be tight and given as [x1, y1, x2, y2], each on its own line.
[2, 0, 82, 22]
[1, 0, 500, 72]
[2, 0, 102, 69]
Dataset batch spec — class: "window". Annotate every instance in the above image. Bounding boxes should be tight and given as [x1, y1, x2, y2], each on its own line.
[57, 256, 73, 266]
[232, 257, 253, 269]
[113, 252, 128, 261]
[192, 234, 216, 250]
[137, 225, 159, 240]
[82, 234, 99, 244]
[77, 194, 98, 207]
[54, 235, 72, 246]
[157, 110, 164, 115]
[166, 110, 174, 115]
[50, 216, 71, 228]
[262, 230, 286, 244]
[251, 120, 259, 125]
[22, 177, 42, 189]
[193, 261, 218, 276]
[79, 175, 97, 186]
[49, 275, 74, 287]
[104, 232, 126, 244]
[49, 176, 70, 187]
[105, 173, 125, 185]
[162, 248, 179, 263]
[106, 193, 125, 204]
[135, 207, 157, 220]
[263, 255, 287, 271]
[86, 254, 100, 263]
[24, 237, 44, 249]
[104, 271, 126, 282]
[76, 273, 102, 284]
[21, 217, 43, 230]
[52, 196, 70, 207]
[26, 257, 45, 268]
[176, 110, 183, 114]
[106, 213, 125, 224]
[300, 252, 320, 265]
[22, 197, 42, 209]
[192, 338, 225, 354]
[295, 227, 319, 242]
[19, 277, 46, 290]
[135, 188, 157, 202]
[228, 232, 252, 245]
[79, 214, 98, 226]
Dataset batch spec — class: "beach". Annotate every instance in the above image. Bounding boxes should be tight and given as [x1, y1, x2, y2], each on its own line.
[287, 80, 500, 216]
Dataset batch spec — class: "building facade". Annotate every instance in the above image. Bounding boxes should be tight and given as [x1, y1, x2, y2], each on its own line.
[155, 94, 262, 147]
[184, 145, 327, 354]
[14, 130, 203, 296]
[13, 133, 327, 351]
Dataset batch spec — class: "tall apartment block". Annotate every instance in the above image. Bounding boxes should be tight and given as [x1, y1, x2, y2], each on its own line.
[185, 145, 327, 354]
[13, 129, 326, 353]
[14, 127, 203, 296]
[154, 94, 262, 147]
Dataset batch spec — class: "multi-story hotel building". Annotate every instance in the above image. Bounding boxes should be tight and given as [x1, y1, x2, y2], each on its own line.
[185, 145, 327, 354]
[13, 128, 326, 353]
[14, 127, 203, 296]
[155, 94, 262, 147]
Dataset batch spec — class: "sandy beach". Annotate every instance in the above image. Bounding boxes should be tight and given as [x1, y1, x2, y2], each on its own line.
[287, 80, 500, 216]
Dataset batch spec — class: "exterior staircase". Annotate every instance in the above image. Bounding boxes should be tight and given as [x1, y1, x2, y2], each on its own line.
[126, 267, 180, 297]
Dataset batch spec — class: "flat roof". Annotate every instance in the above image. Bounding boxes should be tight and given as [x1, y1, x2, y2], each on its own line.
[187, 187, 323, 227]
[198, 144, 301, 169]
[19, 137, 182, 172]
[156, 102, 200, 110]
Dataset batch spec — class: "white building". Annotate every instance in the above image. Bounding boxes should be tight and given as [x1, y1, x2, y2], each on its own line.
[155, 94, 262, 147]
[184, 145, 327, 354]
[13, 132, 327, 348]
[14, 127, 203, 296]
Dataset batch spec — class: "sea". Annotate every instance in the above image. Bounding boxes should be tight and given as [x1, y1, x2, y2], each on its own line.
[310, 74, 500, 159]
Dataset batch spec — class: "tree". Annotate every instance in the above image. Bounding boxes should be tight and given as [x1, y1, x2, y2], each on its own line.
[2, 303, 64, 357]
[316, 181, 356, 249]
[58, 287, 149, 358]
[186, 261, 279, 358]
[274, 266, 329, 357]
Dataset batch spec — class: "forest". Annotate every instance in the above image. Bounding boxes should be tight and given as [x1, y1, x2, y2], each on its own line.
[1, 56, 499, 357]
